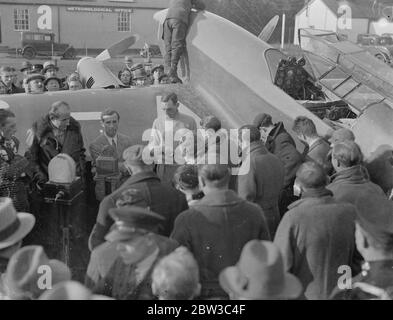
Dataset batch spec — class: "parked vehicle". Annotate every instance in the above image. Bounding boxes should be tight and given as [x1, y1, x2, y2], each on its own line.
[357, 33, 393, 64]
[16, 32, 76, 60]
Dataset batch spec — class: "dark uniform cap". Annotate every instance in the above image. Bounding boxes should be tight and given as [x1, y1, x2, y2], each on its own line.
[123, 145, 146, 165]
[26, 73, 45, 84]
[253, 113, 272, 128]
[328, 128, 355, 144]
[355, 195, 393, 247]
[105, 206, 164, 242]
[20, 61, 32, 72]
[28, 64, 44, 74]
[151, 64, 164, 74]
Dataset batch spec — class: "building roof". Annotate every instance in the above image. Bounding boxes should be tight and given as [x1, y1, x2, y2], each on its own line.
[0, 0, 170, 9]
[298, 0, 378, 20]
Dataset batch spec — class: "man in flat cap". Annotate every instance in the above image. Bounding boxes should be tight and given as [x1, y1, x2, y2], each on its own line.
[88, 144, 187, 251]
[331, 194, 393, 300]
[85, 205, 179, 300]
[274, 161, 360, 300]
[163, 0, 205, 83]
[254, 113, 303, 215]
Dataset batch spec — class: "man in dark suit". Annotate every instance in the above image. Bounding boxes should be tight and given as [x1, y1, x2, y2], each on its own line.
[0, 66, 24, 94]
[89, 109, 133, 172]
[163, 0, 205, 83]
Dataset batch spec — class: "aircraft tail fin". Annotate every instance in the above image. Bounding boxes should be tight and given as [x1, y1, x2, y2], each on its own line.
[96, 35, 140, 61]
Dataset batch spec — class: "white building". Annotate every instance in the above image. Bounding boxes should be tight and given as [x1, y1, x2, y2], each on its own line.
[294, 0, 393, 44]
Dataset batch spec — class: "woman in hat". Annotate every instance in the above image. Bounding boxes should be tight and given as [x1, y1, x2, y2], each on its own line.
[118, 69, 132, 87]
[0, 110, 31, 212]
[44, 77, 62, 92]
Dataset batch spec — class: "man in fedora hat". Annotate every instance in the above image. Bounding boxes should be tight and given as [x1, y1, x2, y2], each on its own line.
[219, 240, 303, 300]
[274, 161, 360, 300]
[88, 145, 187, 251]
[0, 198, 35, 274]
[171, 163, 271, 299]
[163, 0, 206, 83]
[1, 245, 70, 299]
[42, 61, 59, 79]
[18, 61, 32, 88]
[85, 205, 179, 299]
[330, 194, 393, 300]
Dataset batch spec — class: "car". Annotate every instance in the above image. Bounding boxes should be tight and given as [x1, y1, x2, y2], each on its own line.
[16, 31, 76, 60]
[356, 33, 393, 64]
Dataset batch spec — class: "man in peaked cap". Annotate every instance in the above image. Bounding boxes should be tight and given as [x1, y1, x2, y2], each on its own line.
[88, 144, 187, 251]
[331, 194, 393, 300]
[85, 205, 179, 300]
[28, 64, 43, 74]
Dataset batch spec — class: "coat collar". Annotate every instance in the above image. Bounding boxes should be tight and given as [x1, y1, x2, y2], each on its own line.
[125, 171, 160, 185]
[196, 189, 243, 207]
[34, 115, 80, 141]
[330, 165, 369, 185]
[269, 122, 285, 141]
[288, 188, 333, 210]
[308, 137, 325, 152]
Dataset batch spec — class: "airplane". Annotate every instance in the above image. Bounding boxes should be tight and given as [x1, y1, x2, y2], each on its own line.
[0, 8, 391, 163]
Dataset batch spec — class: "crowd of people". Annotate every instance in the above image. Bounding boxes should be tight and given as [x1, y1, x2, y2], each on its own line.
[0, 0, 393, 301]
[0, 56, 172, 96]
[0, 88, 392, 300]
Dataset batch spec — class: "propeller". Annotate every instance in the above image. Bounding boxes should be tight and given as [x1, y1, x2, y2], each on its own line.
[258, 15, 279, 43]
[96, 34, 140, 61]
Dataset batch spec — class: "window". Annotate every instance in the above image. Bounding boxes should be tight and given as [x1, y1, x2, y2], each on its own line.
[117, 11, 131, 32]
[14, 8, 29, 31]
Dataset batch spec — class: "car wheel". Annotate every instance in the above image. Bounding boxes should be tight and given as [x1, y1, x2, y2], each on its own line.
[23, 47, 36, 59]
